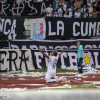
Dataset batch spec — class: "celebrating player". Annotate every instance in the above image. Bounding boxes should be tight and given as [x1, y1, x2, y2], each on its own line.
[39, 48, 64, 83]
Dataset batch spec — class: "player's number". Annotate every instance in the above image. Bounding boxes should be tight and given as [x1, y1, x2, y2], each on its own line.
[53, 63, 57, 69]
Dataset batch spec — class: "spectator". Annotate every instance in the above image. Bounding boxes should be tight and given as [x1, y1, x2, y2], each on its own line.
[68, 0, 75, 8]
[82, 9, 90, 18]
[0, 0, 100, 18]
[87, 0, 95, 4]
[81, 4, 87, 14]
[90, 0, 96, 4]
[55, 0, 60, 9]
[74, 8, 81, 18]
[57, 0, 67, 11]
[63, 1, 67, 12]
[58, 5, 64, 17]
[53, 10, 59, 17]
[75, 0, 83, 9]
[64, 10, 72, 17]
[68, 5, 75, 17]
[46, 4, 53, 17]
[86, 0, 91, 5]
[59, 0, 65, 6]
[87, 3, 93, 17]
[89, 7, 100, 18]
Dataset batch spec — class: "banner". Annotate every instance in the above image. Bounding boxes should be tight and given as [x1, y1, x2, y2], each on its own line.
[45, 18, 100, 39]
[31, 18, 46, 39]
[0, 49, 34, 71]
[0, 40, 8, 49]
[0, 1, 52, 16]
[30, 18, 100, 40]
[0, 16, 24, 40]
[9, 39, 100, 69]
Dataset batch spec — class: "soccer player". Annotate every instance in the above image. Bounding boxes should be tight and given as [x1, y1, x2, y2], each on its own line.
[39, 48, 64, 83]
[77, 41, 84, 75]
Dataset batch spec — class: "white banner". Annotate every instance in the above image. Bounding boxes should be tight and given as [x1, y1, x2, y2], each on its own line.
[0, 49, 34, 71]
[9, 39, 100, 69]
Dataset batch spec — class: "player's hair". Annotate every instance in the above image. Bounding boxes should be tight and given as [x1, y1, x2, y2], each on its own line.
[77, 41, 81, 43]
[54, 50, 58, 56]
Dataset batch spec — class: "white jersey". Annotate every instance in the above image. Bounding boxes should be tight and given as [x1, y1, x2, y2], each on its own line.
[64, 14, 72, 18]
[88, 7, 93, 17]
[68, 8, 73, 17]
[74, 12, 81, 18]
[58, 8, 63, 17]
[47, 56, 58, 74]
[46, 7, 53, 17]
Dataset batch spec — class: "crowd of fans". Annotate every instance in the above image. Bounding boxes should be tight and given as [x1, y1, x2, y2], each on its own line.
[46, 0, 100, 18]
[0, 0, 100, 18]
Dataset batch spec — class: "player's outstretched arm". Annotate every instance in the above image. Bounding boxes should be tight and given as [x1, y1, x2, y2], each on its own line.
[59, 49, 64, 57]
[39, 48, 49, 59]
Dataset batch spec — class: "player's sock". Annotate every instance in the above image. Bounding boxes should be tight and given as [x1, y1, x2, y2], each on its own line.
[61, 78, 67, 83]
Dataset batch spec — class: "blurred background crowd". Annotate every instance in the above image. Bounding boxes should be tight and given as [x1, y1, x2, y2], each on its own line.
[0, 0, 100, 18]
